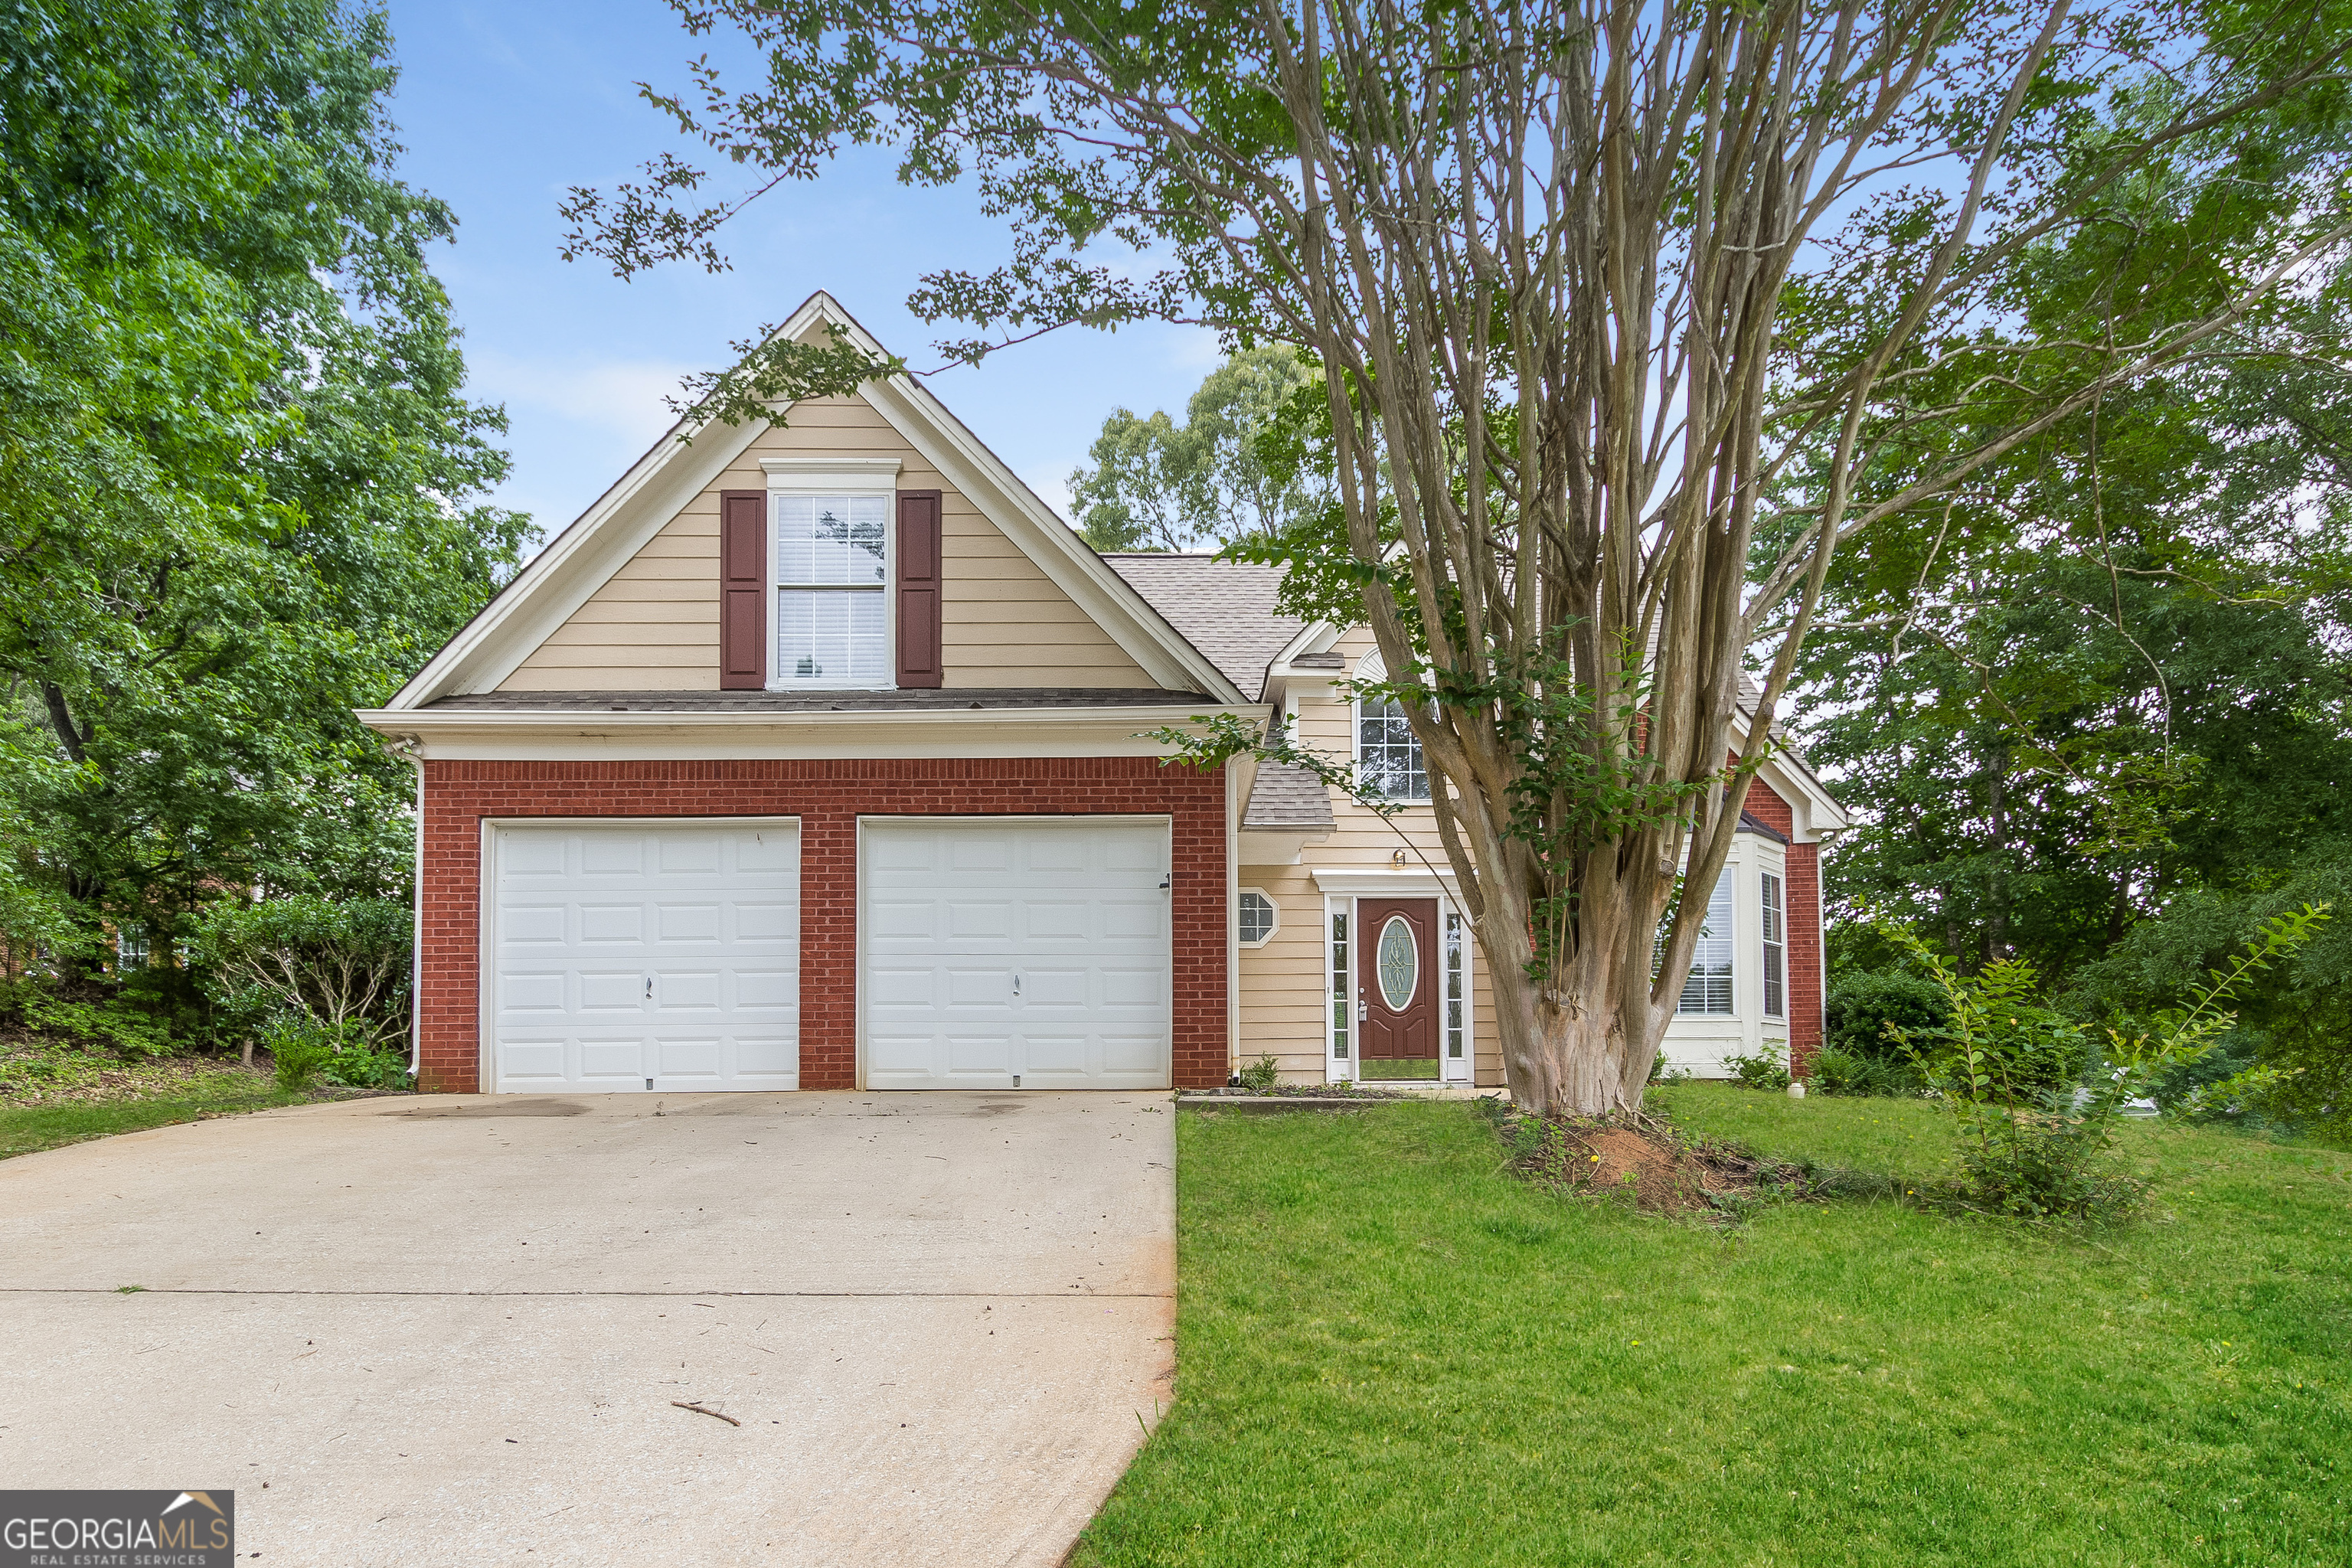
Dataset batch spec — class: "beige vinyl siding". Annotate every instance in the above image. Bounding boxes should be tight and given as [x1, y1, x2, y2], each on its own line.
[499, 391, 1155, 693]
[1244, 625, 1504, 1086]
[1235, 864, 1331, 1082]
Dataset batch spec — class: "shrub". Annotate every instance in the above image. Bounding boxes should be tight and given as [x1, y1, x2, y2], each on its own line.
[263, 1016, 335, 1092]
[18, 993, 176, 1058]
[1824, 970, 1952, 1061]
[318, 1043, 411, 1089]
[1883, 905, 2330, 1221]
[1808, 1045, 1916, 1097]
[191, 896, 410, 1048]
[1725, 1047, 1790, 1092]
[1235, 1054, 1281, 1091]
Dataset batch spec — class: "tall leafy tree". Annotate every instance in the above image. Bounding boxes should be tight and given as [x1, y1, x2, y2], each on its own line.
[568, 0, 2352, 1115]
[1069, 344, 1328, 550]
[0, 0, 527, 965]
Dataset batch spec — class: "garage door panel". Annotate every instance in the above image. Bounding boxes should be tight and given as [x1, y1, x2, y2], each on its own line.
[733, 829, 798, 874]
[866, 962, 942, 1009]
[1100, 1034, 1168, 1073]
[496, 969, 570, 1015]
[1024, 835, 1092, 872]
[573, 903, 642, 945]
[859, 820, 1170, 1090]
[576, 1034, 648, 1081]
[574, 969, 645, 1013]
[948, 1032, 1014, 1073]
[577, 833, 647, 877]
[492, 822, 799, 1093]
[502, 904, 570, 945]
[734, 1035, 799, 1080]
[654, 970, 723, 1011]
[732, 967, 799, 1011]
[651, 1032, 724, 1080]
[655, 834, 724, 875]
[946, 900, 1016, 941]
[949, 833, 1016, 873]
[945, 966, 1013, 1008]
[733, 900, 797, 942]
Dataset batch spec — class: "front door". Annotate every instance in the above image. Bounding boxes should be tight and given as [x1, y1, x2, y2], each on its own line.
[1357, 898, 1438, 1080]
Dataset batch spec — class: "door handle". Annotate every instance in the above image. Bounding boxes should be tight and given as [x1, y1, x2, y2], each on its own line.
[1012, 973, 1022, 998]
[644, 974, 653, 1000]
[1357, 1001, 1367, 1021]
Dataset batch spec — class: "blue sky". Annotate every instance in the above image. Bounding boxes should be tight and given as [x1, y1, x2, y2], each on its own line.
[380, 1, 1221, 544]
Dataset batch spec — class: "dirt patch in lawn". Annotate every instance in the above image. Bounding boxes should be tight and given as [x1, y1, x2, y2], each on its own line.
[1492, 1107, 1805, 1217]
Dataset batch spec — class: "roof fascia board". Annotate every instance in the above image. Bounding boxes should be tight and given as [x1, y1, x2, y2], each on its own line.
[355, 701, 1268, 763]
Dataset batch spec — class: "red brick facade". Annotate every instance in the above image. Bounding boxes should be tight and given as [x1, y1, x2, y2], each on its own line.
[1738, 782, 1825, 1075]
[419, 757, 1230, 1093]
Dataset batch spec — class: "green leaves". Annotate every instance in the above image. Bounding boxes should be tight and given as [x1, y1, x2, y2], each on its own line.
[0, 0, 525, 953]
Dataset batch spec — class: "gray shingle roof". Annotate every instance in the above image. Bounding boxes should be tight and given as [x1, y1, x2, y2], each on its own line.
[1241, 762, 1336, 831]
[423, 688, 1216, 712]
[1102, 554, 1303, 701]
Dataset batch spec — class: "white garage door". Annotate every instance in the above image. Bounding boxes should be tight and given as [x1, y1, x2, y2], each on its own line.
[490, 821, 799, 1093]
[862, 818, 1171, 1089]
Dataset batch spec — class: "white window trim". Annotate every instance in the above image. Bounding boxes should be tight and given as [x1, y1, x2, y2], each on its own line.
[1657, 835, 1794, 1079]
[763, 460, 902, 693]
[1350, 646, 1433, 805]
[1236, 887, 1279, 948]
[1760, 868, 1787, 1022]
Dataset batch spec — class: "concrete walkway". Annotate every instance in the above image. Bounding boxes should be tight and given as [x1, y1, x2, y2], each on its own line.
[0, 1091, 1175, 1566]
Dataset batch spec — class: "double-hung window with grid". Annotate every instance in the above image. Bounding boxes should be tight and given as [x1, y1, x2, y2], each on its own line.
[1760, 871, 1785, 1019]
[773, 493, 888, 687]
[1357, 697, 1428, 802]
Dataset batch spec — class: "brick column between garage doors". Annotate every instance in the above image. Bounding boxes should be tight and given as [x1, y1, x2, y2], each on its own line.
[417, 757, 1230, 1093]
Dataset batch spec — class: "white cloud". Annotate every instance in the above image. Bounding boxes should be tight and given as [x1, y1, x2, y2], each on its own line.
[467, 350, 694, 449]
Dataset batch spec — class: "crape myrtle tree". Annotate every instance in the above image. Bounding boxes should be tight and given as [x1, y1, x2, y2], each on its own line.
[567, 0, 2352, 1116]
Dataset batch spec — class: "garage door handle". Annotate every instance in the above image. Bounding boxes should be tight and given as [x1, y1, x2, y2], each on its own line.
[644, 975, 653, 1000]
[1012, 973, 1021, 997]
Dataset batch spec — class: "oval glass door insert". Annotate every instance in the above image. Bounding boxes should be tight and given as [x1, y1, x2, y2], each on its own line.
[1377, 915, 1419, 1011]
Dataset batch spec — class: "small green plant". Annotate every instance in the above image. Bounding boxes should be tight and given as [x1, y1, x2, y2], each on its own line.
[1884, 904, 2330, 1221]
[318, 1044, 412, 1089]
[1725, 1047, 1790, 1092]
[1808, 1045, 1916, 1098]
[20, 994, 175, 1058]
[1235, 1054, 1282, 1092]
[262, 1016, 335, 1092]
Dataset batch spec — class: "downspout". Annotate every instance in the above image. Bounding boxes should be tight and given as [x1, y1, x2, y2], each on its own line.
[390, 736, 426, 1080]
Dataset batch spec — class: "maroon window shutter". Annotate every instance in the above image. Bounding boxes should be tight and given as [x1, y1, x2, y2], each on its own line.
[896, 489, 944, 688]
[720, 489, 766, 690]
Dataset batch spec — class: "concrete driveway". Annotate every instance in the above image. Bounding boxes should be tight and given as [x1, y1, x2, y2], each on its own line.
[0, 1091, 1174, 1566]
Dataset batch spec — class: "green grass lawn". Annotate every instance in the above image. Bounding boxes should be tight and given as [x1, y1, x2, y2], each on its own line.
[1073, 1086, 2352, 1567]
[0, 1079, 321, 1160]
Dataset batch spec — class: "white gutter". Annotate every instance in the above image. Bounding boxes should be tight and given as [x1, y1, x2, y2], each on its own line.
[354, 702, 1263, 734]
[390, 737, 425, 1080]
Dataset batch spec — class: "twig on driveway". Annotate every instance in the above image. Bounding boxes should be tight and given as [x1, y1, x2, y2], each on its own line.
[672, 1400, 741, 1427]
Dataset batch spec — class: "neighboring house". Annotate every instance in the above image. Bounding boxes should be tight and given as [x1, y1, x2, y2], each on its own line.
[361, 292, 1843, 1096]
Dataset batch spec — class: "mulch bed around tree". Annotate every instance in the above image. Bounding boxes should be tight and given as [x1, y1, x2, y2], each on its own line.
[1492, 1104, 1807, 1216]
